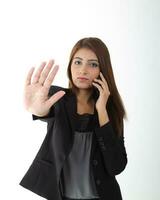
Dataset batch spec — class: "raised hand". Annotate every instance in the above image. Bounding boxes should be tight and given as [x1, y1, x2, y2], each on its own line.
[24, 59, 65, 116]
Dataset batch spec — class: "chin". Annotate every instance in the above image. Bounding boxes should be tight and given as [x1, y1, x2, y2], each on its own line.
[75, 84, 93, 90]
[72, 81, 93, 89]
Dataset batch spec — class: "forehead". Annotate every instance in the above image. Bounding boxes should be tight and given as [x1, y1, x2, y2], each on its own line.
[73, 48, 98, 60]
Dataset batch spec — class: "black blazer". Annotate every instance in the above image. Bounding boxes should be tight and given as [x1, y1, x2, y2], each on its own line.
[19, 86, 127, 200]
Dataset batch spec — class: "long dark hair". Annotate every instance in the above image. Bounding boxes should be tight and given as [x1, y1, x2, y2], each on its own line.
[67, 37, 127, 137]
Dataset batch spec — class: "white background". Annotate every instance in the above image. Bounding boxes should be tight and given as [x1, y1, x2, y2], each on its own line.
[0, 0, 159, 199]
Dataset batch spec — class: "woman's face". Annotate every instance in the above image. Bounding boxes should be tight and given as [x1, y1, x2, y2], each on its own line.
[71, 48, 100, 90]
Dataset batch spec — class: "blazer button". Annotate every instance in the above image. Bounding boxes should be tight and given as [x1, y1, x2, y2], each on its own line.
[98, 136, 103, 141]
[101, 145, 106, 151]
[96, 179, 101, 185]
[93, 159, 98, 166]
[99, 141, 105, 146]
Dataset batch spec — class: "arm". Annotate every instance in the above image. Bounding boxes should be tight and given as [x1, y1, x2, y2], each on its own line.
[32, 106, 54, 122]
[95, 121, 127, 177]
[92, 72, 127, 176]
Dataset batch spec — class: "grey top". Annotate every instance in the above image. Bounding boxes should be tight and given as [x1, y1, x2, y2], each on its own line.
[60, 113, 100, 199]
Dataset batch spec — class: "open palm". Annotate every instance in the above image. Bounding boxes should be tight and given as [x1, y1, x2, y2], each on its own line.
[24, 59, 65, 116]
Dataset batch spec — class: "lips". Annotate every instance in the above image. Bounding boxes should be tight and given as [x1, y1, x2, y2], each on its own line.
[77, 77, 89, 80]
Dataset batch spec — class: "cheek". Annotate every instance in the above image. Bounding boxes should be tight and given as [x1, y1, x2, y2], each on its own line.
[92, 69, 100, 79]
[71, 67, 76, 80]
[70, 66, 74, 75]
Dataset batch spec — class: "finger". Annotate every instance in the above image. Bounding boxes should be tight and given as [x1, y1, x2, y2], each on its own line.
[99, 73, 110, 96]
[32, 61, 47, 84]
[92, 82, 103, 93]
[46, 90, 66, 108]
[25, 67, 35, 87]
[38, 60, 55, 85]
[99, 72, 109, 90]
[93, 78, 106, 91]
[43, 65, 59, 89]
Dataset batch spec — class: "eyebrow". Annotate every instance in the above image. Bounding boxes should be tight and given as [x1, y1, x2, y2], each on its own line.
[73, 57, 99, 62]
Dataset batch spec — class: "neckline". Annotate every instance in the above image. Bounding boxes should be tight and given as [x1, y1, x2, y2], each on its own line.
[76, 112, 94, 116]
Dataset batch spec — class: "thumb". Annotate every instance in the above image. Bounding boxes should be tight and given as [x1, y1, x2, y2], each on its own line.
[46, 90, 66, 108]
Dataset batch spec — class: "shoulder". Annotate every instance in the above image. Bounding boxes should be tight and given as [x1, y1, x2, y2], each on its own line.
[48, 85, 74, 99]
[48, 85, 69, 95]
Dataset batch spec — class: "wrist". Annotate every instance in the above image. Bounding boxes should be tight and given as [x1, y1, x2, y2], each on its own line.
[32, 109, 50, 117]
[97, 109, 109, 127]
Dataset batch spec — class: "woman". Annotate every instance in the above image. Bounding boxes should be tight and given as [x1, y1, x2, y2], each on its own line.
[20, 37, 127, 200]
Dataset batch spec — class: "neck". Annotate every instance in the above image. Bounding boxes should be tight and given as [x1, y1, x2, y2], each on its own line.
[76, 89, 93, 104]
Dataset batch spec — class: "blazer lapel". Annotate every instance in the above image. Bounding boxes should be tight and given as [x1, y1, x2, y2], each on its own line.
[64, 91, 77, 132]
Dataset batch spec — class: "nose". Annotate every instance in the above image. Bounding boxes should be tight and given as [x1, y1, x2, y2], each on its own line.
[79, 64, 88, 74]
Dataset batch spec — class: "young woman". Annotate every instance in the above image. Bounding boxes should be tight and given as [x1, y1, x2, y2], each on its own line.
[20, 37, 127, 200]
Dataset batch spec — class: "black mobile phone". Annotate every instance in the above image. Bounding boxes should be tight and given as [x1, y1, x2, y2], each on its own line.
[93, 75, 101, 98]
[97, 75, 101, 80]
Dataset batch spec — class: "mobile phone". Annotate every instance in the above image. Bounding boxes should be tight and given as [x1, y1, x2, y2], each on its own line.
[97, 75, 101, 80]
[92, 77, 100, 98]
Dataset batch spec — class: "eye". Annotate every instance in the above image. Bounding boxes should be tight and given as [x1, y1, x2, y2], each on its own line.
[74, 60, 82, 65]
[89, 62, 99, 68]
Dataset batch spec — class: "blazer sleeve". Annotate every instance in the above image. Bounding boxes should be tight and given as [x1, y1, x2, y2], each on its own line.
[32, 107, 55, 122]
[94, 121, 127, 176]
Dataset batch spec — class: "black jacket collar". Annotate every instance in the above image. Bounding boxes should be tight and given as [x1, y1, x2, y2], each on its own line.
[64, 89, 99, 132]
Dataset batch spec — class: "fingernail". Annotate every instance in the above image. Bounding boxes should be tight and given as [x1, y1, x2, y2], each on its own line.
[54, 65, 59, 70]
